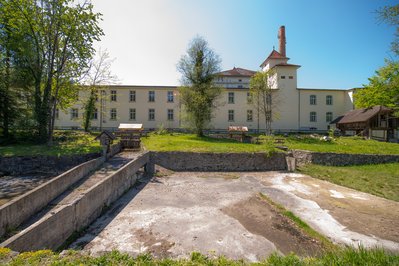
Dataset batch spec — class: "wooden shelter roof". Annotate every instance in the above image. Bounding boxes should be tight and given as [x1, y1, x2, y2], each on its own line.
[337, 106, 391, 125]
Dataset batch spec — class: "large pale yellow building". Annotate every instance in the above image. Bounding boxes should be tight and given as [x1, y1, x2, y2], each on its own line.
[55, 26, 354, 133]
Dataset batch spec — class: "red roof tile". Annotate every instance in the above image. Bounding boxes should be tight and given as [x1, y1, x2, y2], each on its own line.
[260, 49, 289, 67]
[217, 67, 256, 77]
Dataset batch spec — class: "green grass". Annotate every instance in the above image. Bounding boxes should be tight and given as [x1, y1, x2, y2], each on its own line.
[142, 133, 277, 153]
[0, 131, 102, 157]
[1, 247, 398, 265]
[258, 193, 335, 251]
[281, 135, 399, 155]
[143, 133, 399, 155]
[298, 163, 399, 202]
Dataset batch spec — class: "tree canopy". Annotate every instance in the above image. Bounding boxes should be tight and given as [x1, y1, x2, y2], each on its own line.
[249, 70, 278, 135]
[355, 60, 399, 116]
[0, 0, 103, 143]
[177, 36, 222, 136]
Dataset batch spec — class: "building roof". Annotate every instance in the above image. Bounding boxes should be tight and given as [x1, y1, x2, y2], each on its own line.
[274, 63, 301, 68]
[297, 87, 351, 91]
[95, 130, 116, 140]
[337, 105, 392, 124]
[260, 49, 288, 67]
[329, 116, 344, 124]
[217, 67, 256, 77]
[118, 123, 144, 131]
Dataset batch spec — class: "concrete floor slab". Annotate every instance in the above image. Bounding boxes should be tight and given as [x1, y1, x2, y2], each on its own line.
[70, 171, 399, 261]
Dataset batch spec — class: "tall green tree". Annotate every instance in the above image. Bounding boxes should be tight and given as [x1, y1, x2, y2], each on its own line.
[378, 4, 399, 56]
[3, 0, 103, 143]
[177, 36, 222, 137]
[0, 1, 32, 139]
[355, 60, 399, 116]
[81, 49, 117, 132]
[249, 70, 278, 135]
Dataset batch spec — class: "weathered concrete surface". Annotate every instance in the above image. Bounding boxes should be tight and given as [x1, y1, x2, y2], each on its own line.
[70, 171, 399, 261]
[1, 151, 150, 251]
[255, 172, 399, 250]
[0, 156, 105, 239]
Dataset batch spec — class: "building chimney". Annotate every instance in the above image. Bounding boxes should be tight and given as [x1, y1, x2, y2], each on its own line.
[278, 26, 286, 57]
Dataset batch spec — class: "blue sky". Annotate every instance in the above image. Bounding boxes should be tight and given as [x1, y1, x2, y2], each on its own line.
[92, 0, 397, 89]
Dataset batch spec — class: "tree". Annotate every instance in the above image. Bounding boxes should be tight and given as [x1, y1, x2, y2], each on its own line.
[249, 70, 278, 135]
[378, 4, 399, 56]
[177, 36, 222, 137]
[3, 0, 103, 143]
[0, 1, 33, 140]
[81, 49, 118, 132]
[355, 60, 399, 116]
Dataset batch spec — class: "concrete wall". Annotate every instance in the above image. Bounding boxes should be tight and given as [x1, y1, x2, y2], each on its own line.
[292, 150, 399, 166]
[150, 151, 287, 171]
[0, 157, 105, 239]
[1, 152, 151, 251]
[0, 153, 100, 175]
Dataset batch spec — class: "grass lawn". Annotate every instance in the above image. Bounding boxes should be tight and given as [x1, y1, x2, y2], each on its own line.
[280, 135, 399, 155]
[298, 163, 399, 202]
[142, 133, 276, 153]
[1, 247, 398, 266]
[0, 131, 102, 157]
[143, 133, 399, 155]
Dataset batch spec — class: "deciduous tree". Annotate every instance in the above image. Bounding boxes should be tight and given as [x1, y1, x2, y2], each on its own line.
[177, 36, 222, 137]
[81, 49, 118, 132]
[355, 60, 399, 116]
[3, 0, 103, 143]
[249, 70, 278, 135]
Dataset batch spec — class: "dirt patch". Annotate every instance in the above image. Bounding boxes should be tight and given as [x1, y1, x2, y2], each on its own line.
[135, 228, 175, 258]
[297, 177, 399, 243]
[222, 195, 324, 256]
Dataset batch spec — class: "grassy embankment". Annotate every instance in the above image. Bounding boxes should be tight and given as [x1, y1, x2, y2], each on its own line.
[298, 163, 399, 202]
[0, 247, 398, 265]
[0, 131, 102, 157]
[143, 133, 399, 155]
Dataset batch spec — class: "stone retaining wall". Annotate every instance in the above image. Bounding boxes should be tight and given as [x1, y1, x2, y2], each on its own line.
[0, 153, 101, 176]
[0, 157, 105, 239]
[150, 151, 287, 171]
[292, 150, 399, 166]
[1, 152, 151, 251]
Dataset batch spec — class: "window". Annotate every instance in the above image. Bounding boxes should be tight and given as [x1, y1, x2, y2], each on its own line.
[129, 108, 136, 120]
[310, 95, 317, 105]
[228, 92, 234, 104]
[71, 108, 78, 119]
[281, 76, 286, 79]
[110, 90, 117, 102]
[238, 79, 242, 82]
[129, 90, 136, 102]
[247, 110, 253, 122]
[247, 92, 252, 104]
[326, 112, 333, 123]
[91, 108, 98, 120]
[167, 91, 174, 102]
[228, 110, 234, 121]
[289, 76, 293, 79]
[326, 95, 333, 105]
[95, 92, 99, 102]
[310, 111, 317, 122]
[110, 108, 117, 120]
[55, 109, 59, 119]
[167, 109, 174, 121]
[149, 91, 155, 102]
[148, 108, 155, 120]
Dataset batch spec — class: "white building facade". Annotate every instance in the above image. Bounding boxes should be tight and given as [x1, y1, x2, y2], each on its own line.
[55, 26, 354, 133]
